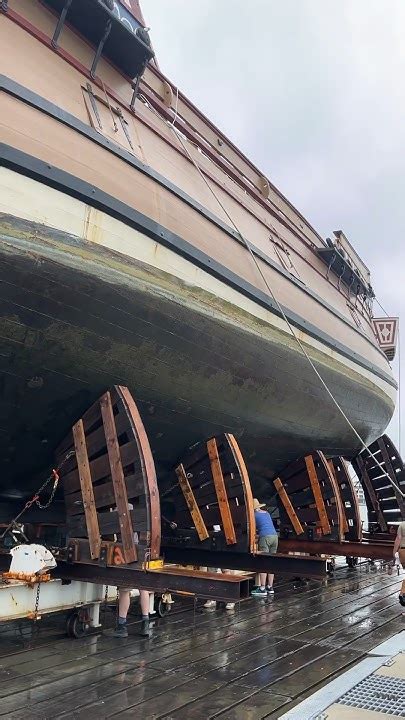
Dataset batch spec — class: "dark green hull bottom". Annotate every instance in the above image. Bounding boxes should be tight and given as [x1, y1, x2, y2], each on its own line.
[0, 219, 394, 509]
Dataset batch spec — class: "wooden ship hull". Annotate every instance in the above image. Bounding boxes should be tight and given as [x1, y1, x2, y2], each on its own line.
[0, 0, 397, 509]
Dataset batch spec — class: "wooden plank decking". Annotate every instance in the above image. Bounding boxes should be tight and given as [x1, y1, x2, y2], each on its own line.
[0, 566, 403, 719]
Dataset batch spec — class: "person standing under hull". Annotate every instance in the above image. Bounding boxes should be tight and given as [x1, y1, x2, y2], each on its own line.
[251, 498, 278, 597]
[393, 520, 405, 608]
[114, 588, 152, 637]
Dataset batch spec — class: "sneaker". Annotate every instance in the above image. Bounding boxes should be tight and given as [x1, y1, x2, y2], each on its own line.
[266, 586, 275, 594]
[399, 594, 405, 607]
[203, 600, 217, 609]
[225, 603, 235, 610]
[113, 624, 128, 638]
[251, 587, 267, 597]
[139, 619, 150, 637]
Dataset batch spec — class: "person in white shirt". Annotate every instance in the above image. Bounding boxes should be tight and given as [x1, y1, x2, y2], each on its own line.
[392, 520, 405, 607]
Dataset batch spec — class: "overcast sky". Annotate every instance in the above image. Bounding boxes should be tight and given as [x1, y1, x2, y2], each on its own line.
[143, 0, 404, 450]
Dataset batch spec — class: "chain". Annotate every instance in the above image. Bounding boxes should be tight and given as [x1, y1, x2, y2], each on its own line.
[102, 584, 109, 630]
[35, 469, 60, 509]
[0, 450, 75, 540]
[33, 582, 41, 621]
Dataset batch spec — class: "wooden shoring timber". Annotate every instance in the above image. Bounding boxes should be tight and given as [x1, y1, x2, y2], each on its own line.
[57, 385, 161, 566]
[161, 434, 255, 553]
[352, 434, 405, 532]
[100, 391, 137, 564]
[227, 433, 256, 553]
[327, 459, 349, 535]
[273, 477, 304, 536]
[328, 457, 362, 541]
[305, 455, 331, 535]
[117, 386, 161, 562]
[353, 452, 388, 532]
[207, 438, 237, 545]
[72, 420, 101, 560]
[377, 437, 405, 520]
[175, 464, 209, 542]
[273, 451, 343, 542]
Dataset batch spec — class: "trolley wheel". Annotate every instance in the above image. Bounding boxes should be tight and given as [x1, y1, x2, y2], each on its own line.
[156, 598, 172, 618]
[346, 556, 358, 569]
[66, 610, 90, 638]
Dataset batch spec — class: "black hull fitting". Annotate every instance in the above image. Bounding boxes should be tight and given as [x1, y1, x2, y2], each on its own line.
[0, 221, 394, 505]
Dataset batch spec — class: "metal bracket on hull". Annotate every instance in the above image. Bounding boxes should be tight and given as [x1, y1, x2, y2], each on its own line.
[85, 82, 102, 129]
[116, 108, 135, 150]
[90, 19, 112, 78]
[129, 60, 148, 114]
[44, 0, 154, 76]
[51, 0, 73, 49]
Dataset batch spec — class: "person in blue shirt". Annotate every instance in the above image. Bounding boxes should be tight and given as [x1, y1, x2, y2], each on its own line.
[251, 498, 278, 597]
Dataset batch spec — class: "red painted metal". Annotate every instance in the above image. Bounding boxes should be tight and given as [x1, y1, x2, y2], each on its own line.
[279, 538, 394, 561]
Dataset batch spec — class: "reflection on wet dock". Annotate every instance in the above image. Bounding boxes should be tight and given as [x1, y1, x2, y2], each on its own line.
[0, 565, 403, 719]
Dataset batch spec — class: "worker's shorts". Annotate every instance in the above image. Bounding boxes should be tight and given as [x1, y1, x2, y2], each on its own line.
[258, 535, 278, 554]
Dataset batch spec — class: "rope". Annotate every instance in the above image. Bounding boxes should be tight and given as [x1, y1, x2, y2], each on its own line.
[368, 292, 401, 455]
[157, 112, 404, 499]
[399, 327, 402, 455]
[168, 85, 179, 128]
[374, 298, 389, 317]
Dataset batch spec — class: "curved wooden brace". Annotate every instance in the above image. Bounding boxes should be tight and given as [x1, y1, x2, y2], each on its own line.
[328, 457, 362, 542]
[117, 386, 161, 561]
[57, 385, 161, 564]
[160, 433, 255, 553]
[273, 451, 344, 542]
[352, 434, 405, 535]
[227, 434, 256, 553]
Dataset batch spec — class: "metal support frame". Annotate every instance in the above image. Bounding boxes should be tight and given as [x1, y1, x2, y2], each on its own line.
[162, 547, 328, 578]
[90, 19, 112, 78]
[51, 0, 73, 48]
[0, 577, 116, 623]
[279, 538, 394, 561]
[52, 562, 253, 602]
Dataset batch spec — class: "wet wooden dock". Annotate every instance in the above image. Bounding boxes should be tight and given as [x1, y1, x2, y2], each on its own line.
[0, 566, 403, 719]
